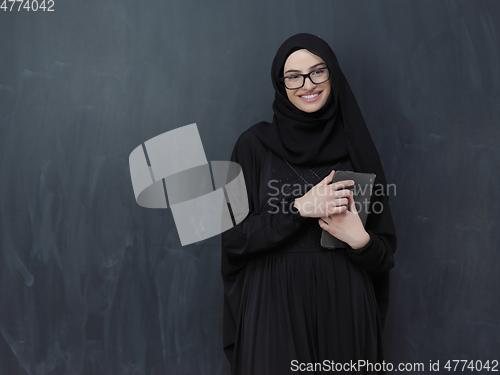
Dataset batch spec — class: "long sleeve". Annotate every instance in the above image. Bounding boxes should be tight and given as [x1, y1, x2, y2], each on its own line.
[222, 131, 308, 260]
[345, 229, 395, 273]
[221, 130, 308, 365]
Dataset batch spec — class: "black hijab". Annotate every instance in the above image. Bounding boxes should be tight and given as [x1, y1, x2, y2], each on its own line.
[248, 33, 397, 327]
[249, 32, 388, 180]
[249, 33, 347, 166]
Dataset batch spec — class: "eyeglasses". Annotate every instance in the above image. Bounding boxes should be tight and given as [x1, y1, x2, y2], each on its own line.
[280, 67, 330, 89]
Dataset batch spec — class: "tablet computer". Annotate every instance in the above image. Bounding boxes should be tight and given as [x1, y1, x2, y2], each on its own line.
[320, 171, 376, 249]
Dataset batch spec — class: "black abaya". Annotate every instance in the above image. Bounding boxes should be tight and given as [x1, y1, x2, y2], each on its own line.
[221, 131, 393, 375]
[221, 33, 397, 375]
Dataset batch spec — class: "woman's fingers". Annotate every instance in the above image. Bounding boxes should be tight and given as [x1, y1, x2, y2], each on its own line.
[328, 180, 355, 197]
[325, 197, 349, 216]
[331, 205, 348, 215]
[328, 205, 347, 216]
[328, 185, 354, 199]
[327, 197, 349, 208]
[331, 179, 355, 191]
[348, 194, 358, 215]
[321, 169, 335, 185]
[308, 175, 355, 217]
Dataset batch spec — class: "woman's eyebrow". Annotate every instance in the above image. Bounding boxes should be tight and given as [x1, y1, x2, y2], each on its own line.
[284, 62, 326, 75]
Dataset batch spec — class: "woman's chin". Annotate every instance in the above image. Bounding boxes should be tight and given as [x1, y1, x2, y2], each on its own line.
[296, 101, 326, 113]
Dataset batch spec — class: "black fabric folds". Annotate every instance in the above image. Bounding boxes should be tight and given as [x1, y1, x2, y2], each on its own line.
[221, 33, 398, 375]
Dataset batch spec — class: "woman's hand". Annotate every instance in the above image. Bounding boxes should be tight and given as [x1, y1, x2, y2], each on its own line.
[318, 194, 371, 250]
[293, 170, 354, 218]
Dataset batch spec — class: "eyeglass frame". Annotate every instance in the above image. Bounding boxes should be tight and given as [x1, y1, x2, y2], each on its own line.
[279, 67, 330, 90]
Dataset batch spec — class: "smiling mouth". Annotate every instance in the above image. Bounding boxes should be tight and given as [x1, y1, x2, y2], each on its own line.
[298, 91, 322, 102]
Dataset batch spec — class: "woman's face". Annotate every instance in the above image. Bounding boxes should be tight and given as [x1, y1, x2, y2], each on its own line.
[282, 49, 331, 113]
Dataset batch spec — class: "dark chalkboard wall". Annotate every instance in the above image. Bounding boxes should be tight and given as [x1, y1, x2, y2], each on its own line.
[1, 0, 499, 374]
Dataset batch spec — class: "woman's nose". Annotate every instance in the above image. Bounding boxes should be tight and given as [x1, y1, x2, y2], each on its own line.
[303, 77, 316, 90]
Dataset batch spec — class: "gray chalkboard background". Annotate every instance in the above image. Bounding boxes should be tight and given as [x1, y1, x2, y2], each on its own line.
[1, 0, 499, 374]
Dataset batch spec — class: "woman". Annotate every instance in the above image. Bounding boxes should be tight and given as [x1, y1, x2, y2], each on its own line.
[221, 33, 397, 375]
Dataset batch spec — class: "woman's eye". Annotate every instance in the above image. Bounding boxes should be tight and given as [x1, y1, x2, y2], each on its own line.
[312, 69, 325, 76]
[287, 75, 300, 81]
